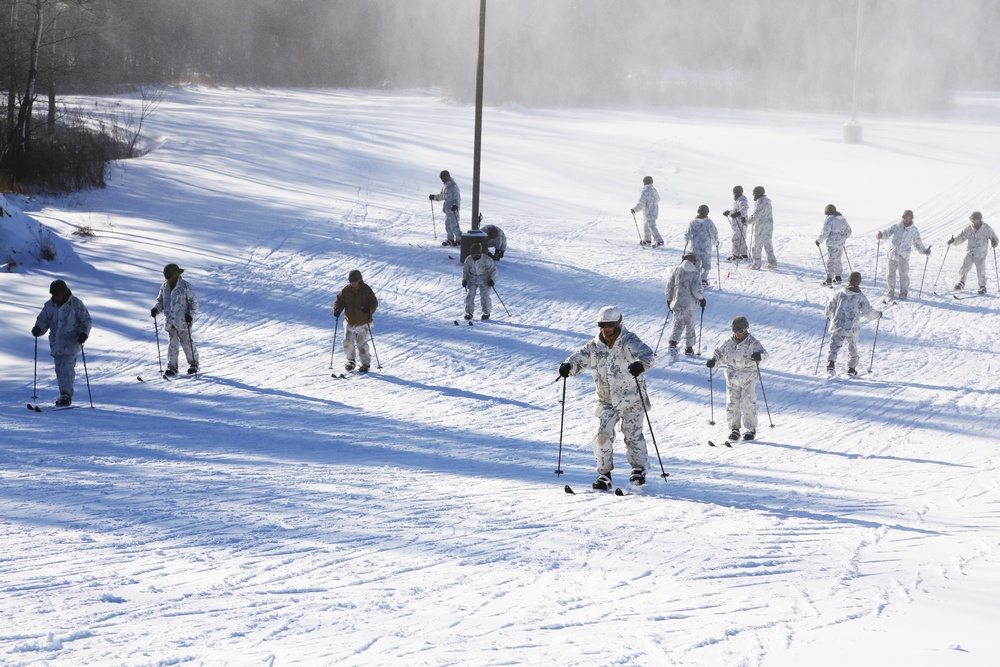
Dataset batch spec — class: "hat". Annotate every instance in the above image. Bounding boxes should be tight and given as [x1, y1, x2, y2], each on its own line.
[681, 252, 697, 263]
[971, 211, 983, 221]
[597, 305, 622, 326]
[752, 186, 765, 196]
[348, 269, 363, 282]
[731, 316, 749, 333]
[824, 204, 837, 216]
[163, 263, 184, 278]
[643, 176, 653, 185]
[733, 185, 744, 195]
[49, 279, 69, 295]
[470, 243, 482, 253]
[439, 170, 451, 181]
[697, 204, 709, 216]
[902, 209, 914, 218]
[486, 226, 498, 239]
[848, 271, 862, 286]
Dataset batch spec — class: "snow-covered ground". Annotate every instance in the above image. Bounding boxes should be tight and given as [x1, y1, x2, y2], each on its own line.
[2, 86, 1000, 666]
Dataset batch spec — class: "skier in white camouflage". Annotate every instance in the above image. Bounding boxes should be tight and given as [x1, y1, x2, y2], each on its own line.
[32, 279, 93, 407]
[559, 306, 653, 489]
[948, 211, 999, 295]
[684, 204, 719, 286]
[748, 186, 777, 270]
[816, 204, 852, 285]
[877, 209, 930, 301]
[483, 224, 507, 260]
[461, 243, 498, 320]
[429, 170, 462, 246]
[824, 271, 881, 377]
[706, 316, 768, 442]
[151, 263, 199, 376]
[631, 176, 663, 247]
[723, 185, 749, 261]
[664, 252, 706, 355]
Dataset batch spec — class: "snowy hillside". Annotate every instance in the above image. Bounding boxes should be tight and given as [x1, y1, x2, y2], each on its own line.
[1, 86, 999, 666]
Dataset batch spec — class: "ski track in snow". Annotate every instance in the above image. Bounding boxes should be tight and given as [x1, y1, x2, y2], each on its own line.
[1, 87, 1000, 665]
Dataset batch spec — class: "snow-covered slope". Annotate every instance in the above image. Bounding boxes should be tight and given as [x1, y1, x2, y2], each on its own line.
[1, 86, 999, 666]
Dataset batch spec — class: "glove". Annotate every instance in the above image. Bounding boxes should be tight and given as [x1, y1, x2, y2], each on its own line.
[876, 231, 883, 239]
[361, 305, 371, 315]
[462, 280, 468, 289]
[495, 250, 504, 259]
[993, 239, 999, 248]
[184, 314, 193, 324]
[750, 351, 762, 362]
[77, 333, 88, 344]
[333, 308, 342, 318]
[877, 310, 884, 319]
[630, 208, 636, 214]
[699, 298, 706, 308]
[31, 326, 42, 337]
[429, 194, 436, 200]
[723, 210, 731, 217]
[925, 245, 932, 255]
[628, 361, 644, 377]
[815, 239, 821, 246]
[948, 236, 954, 245]
[486, 280, 494, 287]
[451, 204, 458, 212]
[150, 307, 158, 318]
[558, 362, 571, 378]
[706, 358, 716, 369]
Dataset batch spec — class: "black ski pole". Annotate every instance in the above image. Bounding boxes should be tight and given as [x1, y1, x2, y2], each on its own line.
[80, 344, 94, 408]
[430, 200, 437, 240]
[555, 375, 567, 476]
[631, 211, 644, 246]
[330, 314, 339, 369]
[715, 243, 722, 289]
[491, 285, 511, 317]
[153, 314, 164, 375]
[867, 313, 883, 374]
[697, 302, 705, 355]
[708, 366, 716, 425]
[654, 309, 672, 355]
[32, 335, 39, 400]
[816, 242, 829, 282]
[816, 318, 829, 375]
[873, 235, 881, 288]
[931, 242, 949, 292]
[918, 247, 931, 298]
[754, 359, 774, 428]
[634, 376, 669, 481]
[366, 321, 382, 369]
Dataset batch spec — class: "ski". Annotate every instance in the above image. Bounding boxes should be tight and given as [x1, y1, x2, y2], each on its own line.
[708, 439, 734, 448]
[954, 293, 984, 300]
[453, 319, 474, 326]
[27, 403, 78, 413]
[564, 484, 621, 495]
[332, 373, 347, 378]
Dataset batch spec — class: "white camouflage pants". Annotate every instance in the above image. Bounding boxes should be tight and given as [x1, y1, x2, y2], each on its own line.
[343, 322, 372, 367]
[958, 253, 988, 289]
[886, 254, 911, 295]
[730, 219, 748, 257]
[465, 281, 492, 318]
[669, 307, 697, 349]
[52, 352, 78, 398]
[166, 323, 198, 371]
[828, 331, 861, 369]
[445, 210, 461, 243]
[644, 217, 664, 245]
[592, 405, 648, 475]
[751, 223, 776, 267]
[725, 374, 758, 432]
[826, 243, 847, 281]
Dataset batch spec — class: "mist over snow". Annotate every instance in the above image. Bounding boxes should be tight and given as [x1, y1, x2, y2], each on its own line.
[2, 86, 1000, 665]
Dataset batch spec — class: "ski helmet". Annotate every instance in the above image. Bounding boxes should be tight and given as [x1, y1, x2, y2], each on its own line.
[971, 211, 983, 221]
[348, 269, 363, 283]
[597, 305, 622, 327]
[824, 204, 838, 216]
[752, 186, 765, 197]
[849, 271, 862, 286]
[163, 263, 184, 279]
[486, 226, 498, 239]
[643, 176, 653, 185]
[697, 204, 709, 216]
[439, 170, 451, 182]
[731, 316, 749, 333]
[49, 279, 70, 296]
[733, 185, 744, 196]
[681, 252, 697, 263]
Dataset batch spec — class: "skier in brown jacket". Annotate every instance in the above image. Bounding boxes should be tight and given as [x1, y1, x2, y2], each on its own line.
[333, 269, 379, 372]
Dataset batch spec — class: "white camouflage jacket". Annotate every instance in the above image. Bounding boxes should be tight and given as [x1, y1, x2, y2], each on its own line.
[952, 222, 999, 260]
[818, 214, 852, 248]
[155, 278, 199, 330]
[564, 325, 653, 412]
[34, 295, 92, 356]
[685, 217, 719, 254]
[880, 221, 927, 258]
[665, 260, 704, 312]
[462, 253, 498, 286]
[633, 184, 660, 221]
[710, 332, 767, 386]
[434, 178, 461, 213]
[825, 286, 879, 335]
[748, 195, 773, 230]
